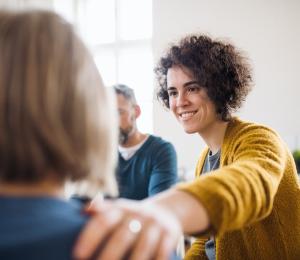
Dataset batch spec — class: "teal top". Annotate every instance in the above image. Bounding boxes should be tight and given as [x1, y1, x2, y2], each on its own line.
[0, 196, 87, 260]
[116, 135, 178, 200]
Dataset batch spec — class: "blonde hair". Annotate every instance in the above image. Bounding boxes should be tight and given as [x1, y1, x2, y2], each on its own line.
[0, 10, 117, 195]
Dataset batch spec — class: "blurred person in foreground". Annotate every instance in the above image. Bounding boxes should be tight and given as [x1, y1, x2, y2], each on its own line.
[0, 9, 117, 259]
[113, 84, 178, 200]
[74, 34, 300, 260]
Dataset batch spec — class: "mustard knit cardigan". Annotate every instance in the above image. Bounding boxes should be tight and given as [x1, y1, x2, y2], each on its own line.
[177, 118, 300, 260]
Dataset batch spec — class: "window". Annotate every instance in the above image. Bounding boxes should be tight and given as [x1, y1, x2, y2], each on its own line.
[54, 0, 153, 133]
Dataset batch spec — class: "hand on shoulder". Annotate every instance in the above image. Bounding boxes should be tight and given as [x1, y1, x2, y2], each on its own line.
[73, 198, 182, 260]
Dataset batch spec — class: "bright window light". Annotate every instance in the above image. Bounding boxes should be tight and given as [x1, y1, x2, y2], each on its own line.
[53, 0, 75, 24]
[54, 0, 153, 133]
[78, 0, 115, 45]
[119, 0, 152, 41]
[118, 44, 153, 100]
[94, 49, 117, 87]
[118, 44, 153, 133]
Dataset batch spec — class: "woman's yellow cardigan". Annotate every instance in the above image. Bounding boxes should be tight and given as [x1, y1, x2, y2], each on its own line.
[178, 118, 300, 259]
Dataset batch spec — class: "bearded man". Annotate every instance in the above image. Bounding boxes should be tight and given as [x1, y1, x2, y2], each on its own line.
[113, 84, 178, 200]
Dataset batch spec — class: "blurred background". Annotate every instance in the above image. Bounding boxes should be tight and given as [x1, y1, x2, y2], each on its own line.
[1, 0, 299, 178]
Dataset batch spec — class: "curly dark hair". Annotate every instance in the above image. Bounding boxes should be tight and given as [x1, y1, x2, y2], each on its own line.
[155, 34, 253, 120]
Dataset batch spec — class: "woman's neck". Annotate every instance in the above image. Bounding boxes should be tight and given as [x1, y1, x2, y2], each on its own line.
[200, 120, 229, 154]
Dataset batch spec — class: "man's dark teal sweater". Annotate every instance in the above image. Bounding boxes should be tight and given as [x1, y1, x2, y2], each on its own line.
[116, 135, 177, 200]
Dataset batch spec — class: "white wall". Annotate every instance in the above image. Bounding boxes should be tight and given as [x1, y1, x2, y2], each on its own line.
[152, 0, 300, 174]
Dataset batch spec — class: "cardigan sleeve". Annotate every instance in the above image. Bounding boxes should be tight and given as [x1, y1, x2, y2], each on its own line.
[184, 237, 209, 260]
[177, 125, 287, 236]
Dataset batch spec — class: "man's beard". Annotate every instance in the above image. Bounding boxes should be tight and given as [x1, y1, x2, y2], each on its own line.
[119, 127, 133, 145]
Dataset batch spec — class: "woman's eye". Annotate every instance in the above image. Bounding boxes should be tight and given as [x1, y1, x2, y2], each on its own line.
[168, 91, 178, 97]
[187, 86, 200, 93]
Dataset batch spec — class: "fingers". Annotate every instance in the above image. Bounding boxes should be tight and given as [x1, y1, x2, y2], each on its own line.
[155, 233, 175, 260]
[73, 208, 123, 259]
[98, 217, 162, 260]
[96, 217, 141, 260]
[98, 216, 176, 260]
[130, 222, 162, 260]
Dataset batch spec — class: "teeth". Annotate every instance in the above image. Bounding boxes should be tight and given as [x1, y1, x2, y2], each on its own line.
[180, 111, 196, 119]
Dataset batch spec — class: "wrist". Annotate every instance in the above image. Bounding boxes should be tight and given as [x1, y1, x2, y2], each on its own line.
[145, 189, 210, 234]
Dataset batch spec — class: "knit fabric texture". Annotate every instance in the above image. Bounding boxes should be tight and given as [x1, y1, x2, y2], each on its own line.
[178, 118, 300, 260]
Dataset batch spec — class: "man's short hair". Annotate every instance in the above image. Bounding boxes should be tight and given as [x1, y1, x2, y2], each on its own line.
[113, 84, 137, 105]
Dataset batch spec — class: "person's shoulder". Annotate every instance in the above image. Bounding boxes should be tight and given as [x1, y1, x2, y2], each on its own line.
[228, 117, 280, 137]
[0, 196, 88, 260]
[146, 135, 175, 150]
[148, 134, 173, 145]
[225, 117, 283, 150]
[37, 197, 88, 227]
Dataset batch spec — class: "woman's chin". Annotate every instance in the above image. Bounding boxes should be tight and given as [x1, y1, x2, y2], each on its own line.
[182, 126, 197, 134]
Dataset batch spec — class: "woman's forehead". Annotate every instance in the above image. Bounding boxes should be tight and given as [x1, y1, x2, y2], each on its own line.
[167, 66, 195, 86]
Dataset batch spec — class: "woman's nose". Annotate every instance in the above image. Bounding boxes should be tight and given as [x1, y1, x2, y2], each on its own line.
[176, 92, 189, 107]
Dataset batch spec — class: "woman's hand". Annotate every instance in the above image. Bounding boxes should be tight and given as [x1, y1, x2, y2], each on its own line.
[73, 198, 182, 260]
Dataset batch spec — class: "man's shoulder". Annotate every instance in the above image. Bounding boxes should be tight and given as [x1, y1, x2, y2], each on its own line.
[139, 135, 176, 160]
[146, 135, 174, 149]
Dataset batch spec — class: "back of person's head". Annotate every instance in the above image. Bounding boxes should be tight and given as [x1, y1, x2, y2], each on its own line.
[113, 84, 137, 106]
[0, 10, 117, 194]
[155, 34, 253, 120]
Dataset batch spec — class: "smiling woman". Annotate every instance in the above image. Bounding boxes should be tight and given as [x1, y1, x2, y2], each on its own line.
[73, 34, 300, 260]
[153, 34, 300, 260]
[166, 66, 218, 136]
[156, 35, 253, 121]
